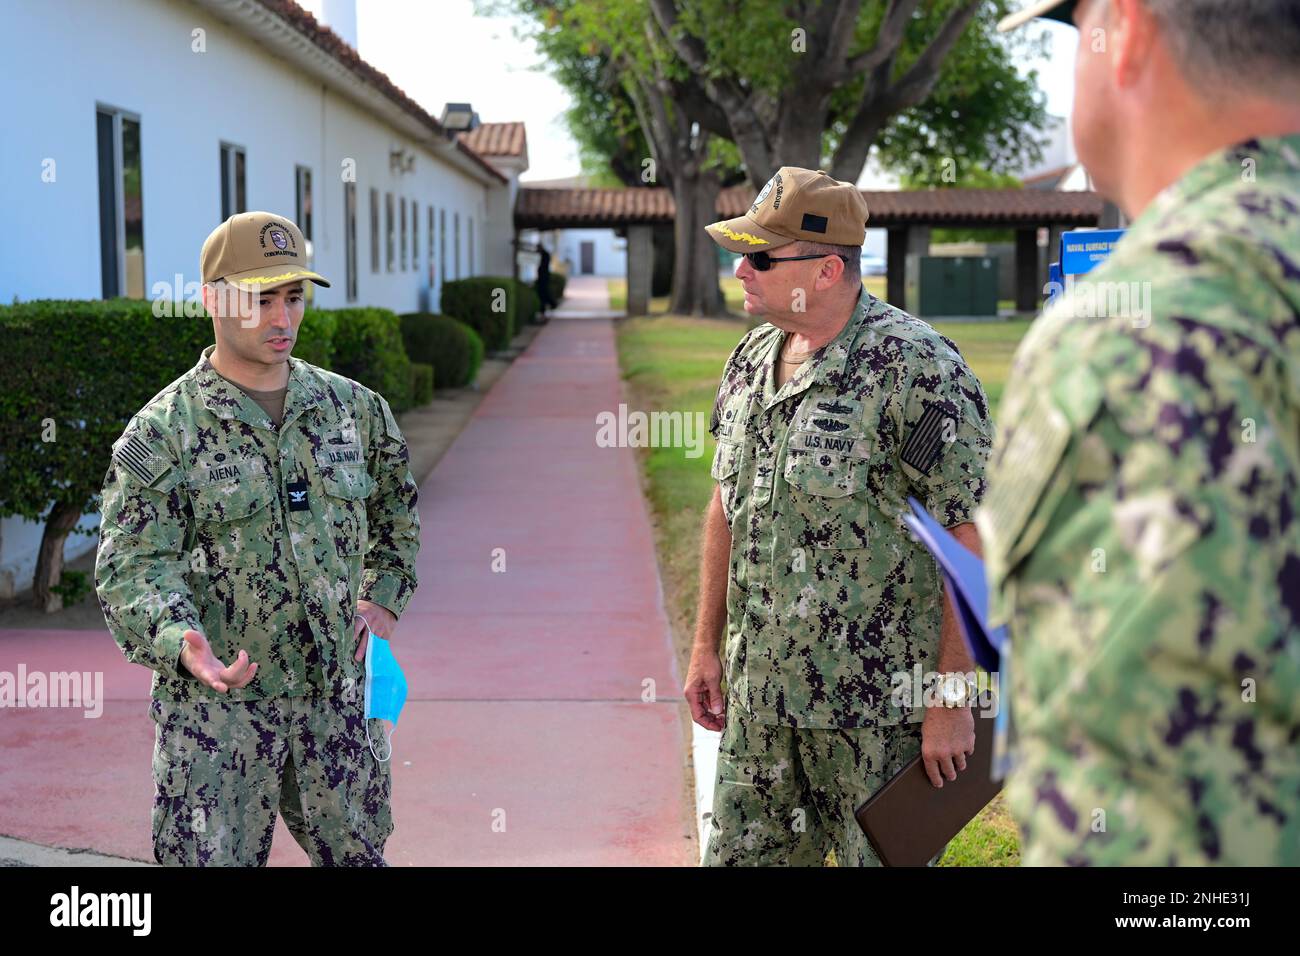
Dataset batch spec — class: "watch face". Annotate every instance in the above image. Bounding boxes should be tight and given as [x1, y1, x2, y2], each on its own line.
[940, 674, 966, 705]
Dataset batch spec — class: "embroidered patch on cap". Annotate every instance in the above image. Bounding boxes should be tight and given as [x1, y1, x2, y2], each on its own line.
[900, 405, 954, 474]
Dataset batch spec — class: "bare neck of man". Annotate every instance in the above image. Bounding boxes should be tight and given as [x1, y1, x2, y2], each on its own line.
[209, 343, 291, 392]
[782, 284, 860, 353]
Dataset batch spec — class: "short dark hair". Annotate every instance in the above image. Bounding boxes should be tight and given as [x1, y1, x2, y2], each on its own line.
[1144, 0, 1300, 102]
[796, 240, 862, 283]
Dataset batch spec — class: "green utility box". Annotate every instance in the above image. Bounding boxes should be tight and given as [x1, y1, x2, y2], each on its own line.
[904, 255, 998, 318]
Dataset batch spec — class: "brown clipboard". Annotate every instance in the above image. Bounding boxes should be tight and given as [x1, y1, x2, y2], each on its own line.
[854, 707, 1002, 866]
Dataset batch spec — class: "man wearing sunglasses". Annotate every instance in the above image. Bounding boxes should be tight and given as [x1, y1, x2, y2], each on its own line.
[688, 166, 994, 866]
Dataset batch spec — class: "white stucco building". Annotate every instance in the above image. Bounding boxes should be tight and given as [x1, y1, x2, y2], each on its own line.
[0, 0, 528, 598]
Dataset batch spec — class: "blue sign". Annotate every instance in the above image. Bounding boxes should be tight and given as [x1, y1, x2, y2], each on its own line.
[1045, 261, 1063, 307]
[1059, 228, 1125, 276]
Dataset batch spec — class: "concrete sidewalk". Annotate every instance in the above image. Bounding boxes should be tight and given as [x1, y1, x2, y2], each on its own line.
[0, 278, 695, 866]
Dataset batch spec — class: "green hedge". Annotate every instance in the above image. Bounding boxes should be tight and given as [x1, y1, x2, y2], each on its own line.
[296, 308, 337, 367]
[514, 280, 541, 326]
[547, 271, 567, 304]
[0, 297, 426, 599]
[410, 362, 434, 406]
[440, 276, 536, 350]
[326, 307, 413, 412]
[0, 299, 212, 528]
[399, 313, 485, 389]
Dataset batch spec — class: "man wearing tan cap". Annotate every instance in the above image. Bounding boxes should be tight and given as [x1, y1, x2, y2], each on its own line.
[686, 167, 994, 866]
[980, 1, 1300, 865]
[95, 211, 420, 866]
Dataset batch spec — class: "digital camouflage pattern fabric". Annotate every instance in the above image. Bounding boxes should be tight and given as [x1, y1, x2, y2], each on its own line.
[710, 285, 993, 729]
[978, 135, 1300, 865]
[96, 343, 421, 702]
[96, 344, 421, 705]
[703, 716, 942, 866]
[150, 690, 392, 866]
[97, 343, 419, 866]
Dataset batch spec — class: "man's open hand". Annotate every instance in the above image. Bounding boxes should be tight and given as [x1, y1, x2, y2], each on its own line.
[178, 628, 258, 693]
[353, 599, 398, 662]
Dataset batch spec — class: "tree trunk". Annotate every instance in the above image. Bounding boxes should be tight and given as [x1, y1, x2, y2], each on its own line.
[651, 224, 675, 298]
[670, 168, 725, 317]
[32, 500, 82, 613]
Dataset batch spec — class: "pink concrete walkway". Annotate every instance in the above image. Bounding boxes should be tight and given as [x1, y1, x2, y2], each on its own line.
[0, 303, 693, 865]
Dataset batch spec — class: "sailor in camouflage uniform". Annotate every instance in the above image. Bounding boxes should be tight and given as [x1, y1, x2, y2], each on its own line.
[983, 1, 1300, 865]
[95, 212, 420, 866]
[686, 168, 994, 865]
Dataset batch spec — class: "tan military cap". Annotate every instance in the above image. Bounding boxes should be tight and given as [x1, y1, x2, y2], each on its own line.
[998, 0, 1076, 32]
[705, 167, 870, 253]
[201, 211, 330, 289]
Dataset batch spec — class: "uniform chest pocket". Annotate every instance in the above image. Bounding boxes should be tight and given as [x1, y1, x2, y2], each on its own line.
[321, 468, 373, 555]
[188, 476, 276, 567]
[783, 444, 873, 549]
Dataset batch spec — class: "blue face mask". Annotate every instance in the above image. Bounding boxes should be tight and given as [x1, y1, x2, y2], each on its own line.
[360, 618, 408, 763]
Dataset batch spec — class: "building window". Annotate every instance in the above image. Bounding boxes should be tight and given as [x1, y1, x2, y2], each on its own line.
[219, 142, 246, 220]
[386, 192, 394, 272]
[427, 205, 434, 285]
[345, 181, 358, 302]
[400, 198, 407, 271]
[454, 212, 461, 280]
[440, 208, 447, 286]
[412, 200, 419, 263]
[468, 217, 474, 275]
[369, 188, 379, 274]
[96, 106, 145, 299]
[295, 166, 313, 240]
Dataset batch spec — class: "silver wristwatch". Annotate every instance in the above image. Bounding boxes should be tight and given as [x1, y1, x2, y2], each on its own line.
[939, 672, 975, 708]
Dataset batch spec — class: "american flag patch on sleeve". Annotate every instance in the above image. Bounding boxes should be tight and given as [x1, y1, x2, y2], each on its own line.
[899, 405, 953, 474]
[114, 433, 165, 485]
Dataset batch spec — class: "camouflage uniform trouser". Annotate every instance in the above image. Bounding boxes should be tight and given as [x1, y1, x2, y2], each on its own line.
[703, 706, 947, 866]
[149, 688, 393, 866]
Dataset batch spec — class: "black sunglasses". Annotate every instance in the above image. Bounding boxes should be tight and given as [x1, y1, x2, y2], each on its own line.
[743, 251, 852, 272]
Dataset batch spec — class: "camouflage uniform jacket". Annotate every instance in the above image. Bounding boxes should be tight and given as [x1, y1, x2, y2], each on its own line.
[95, 344, 421, 703]
[710, 285, 993, 729]
[978, 135, 1300, 864]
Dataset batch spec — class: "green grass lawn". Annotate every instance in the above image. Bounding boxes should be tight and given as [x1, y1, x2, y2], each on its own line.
[609, 275, 887, 315]
[616, 306, 1029, 867]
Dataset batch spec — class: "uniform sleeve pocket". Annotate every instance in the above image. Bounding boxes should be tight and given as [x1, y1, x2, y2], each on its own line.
[710, 439, 742, 482]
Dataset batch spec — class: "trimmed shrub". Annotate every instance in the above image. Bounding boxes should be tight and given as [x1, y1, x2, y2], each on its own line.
[399, 313, 485, 389]
[0, 298, 213, 603]
[409, 362, 434, 406]
[547, 271, 567, 304]
[464, 320, 485, 383]
[327, 307, 413, 412]
[513, 279, 541, 326]
[295, 308, 337, 367]
[440, 276, 535, 350]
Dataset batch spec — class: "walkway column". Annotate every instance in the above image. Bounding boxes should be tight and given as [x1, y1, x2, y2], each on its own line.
[886, 226, 929, 306]
[1014, 227, 1039, 313]
[626, 224, 653, 316]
